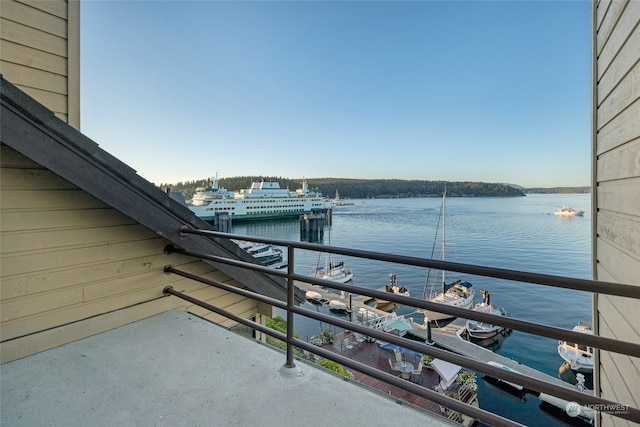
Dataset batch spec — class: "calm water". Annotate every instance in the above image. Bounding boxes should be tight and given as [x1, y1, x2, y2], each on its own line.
[232, 194, 592, 426]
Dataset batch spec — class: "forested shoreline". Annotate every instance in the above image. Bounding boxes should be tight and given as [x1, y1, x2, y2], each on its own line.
[162, 177, 541, 198]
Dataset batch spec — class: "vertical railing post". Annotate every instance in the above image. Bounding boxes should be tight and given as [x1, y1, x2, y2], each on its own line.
[284, 245, 296, 368]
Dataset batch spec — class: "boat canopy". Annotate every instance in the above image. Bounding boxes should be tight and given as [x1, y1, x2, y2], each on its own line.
[443, 280, 473, 293]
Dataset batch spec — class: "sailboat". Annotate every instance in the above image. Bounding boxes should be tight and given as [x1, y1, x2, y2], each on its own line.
[311, 225, 354, 284]
[311, 257, 354, 283]
[419, 188, 475, 322]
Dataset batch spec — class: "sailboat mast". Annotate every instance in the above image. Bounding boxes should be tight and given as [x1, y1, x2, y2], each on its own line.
[441, 187, 446, 293]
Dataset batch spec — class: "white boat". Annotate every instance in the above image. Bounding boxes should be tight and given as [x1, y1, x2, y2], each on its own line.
[311, 224, 354, 283]
[328, 299, 349, 312]
[232, 240, 283, 266]
[558, 322, 594, 373]
[189, 178, 332, 222]
[465, 290, 508, 339]
[305, 290, 323, 302]
[332, 189, 354, 206]
[554, 206, 585, 217]
[419, 189, 475, 321]
[375, 273, 410, 305]
[312, 258, 353, 283]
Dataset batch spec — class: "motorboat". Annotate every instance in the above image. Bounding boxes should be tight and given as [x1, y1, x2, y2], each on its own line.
[375, 273, 410, 305]
[419, 188, 475, 321]
[246, 243, 283, 265]
[558, 322, 594, 373]
[328, 299, 349, 313]
[305, 290, 323, 304]
[554, 206, 585, 217]
[465, 290, 508, 339]
[232, 240, 284, 266]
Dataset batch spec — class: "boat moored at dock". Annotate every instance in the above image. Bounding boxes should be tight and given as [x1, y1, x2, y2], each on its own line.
[374, 273, 410, 308]
[465, 290, 509, 340]
[557, 322, 594, 373]
[420, 189, 475, 321]
[189, 178, 332, 222]
[232, 239, 284, 266]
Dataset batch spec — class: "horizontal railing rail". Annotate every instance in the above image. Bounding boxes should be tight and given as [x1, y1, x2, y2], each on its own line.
[164, 227, 640, 424]
[180, 227, 640, 299]
[165, 244, 640, 358]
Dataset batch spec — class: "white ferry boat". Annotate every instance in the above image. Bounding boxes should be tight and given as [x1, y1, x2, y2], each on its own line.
[188, 178, 331, 222]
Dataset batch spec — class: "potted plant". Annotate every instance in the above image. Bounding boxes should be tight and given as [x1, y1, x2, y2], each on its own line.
[456, 371, 478, 392]
[421, 354, 434, 369]
[321, 331, 333, 344]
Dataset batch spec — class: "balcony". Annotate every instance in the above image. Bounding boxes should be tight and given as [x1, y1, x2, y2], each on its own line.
[2, 227, 639, 426]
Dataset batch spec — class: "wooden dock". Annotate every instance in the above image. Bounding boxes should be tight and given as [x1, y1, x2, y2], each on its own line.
[308, 330, 478, 426]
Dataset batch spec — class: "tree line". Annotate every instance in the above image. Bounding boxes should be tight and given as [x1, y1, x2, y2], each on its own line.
[162, 176, 528, 198]
[524, 187, 591, 194]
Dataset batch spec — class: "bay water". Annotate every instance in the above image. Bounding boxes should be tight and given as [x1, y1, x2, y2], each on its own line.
[232, 193, 592, 426]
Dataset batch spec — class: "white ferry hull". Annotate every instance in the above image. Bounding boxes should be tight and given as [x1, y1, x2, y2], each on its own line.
[188, 179, 331, 222]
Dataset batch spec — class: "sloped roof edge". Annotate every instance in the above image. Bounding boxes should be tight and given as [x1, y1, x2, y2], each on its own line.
[1, 76, 301, 303]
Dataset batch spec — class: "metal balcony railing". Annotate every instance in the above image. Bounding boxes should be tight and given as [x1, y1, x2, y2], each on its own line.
[162, 226, 640, 426]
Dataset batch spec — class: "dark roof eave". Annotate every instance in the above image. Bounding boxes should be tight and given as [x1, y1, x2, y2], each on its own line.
[0, 76, 302, 304]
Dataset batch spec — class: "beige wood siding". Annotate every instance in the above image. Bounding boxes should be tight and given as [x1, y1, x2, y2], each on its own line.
[1, 145, 259, 363]
[593, 1, 640, 426]
[0, 0, 79, 128]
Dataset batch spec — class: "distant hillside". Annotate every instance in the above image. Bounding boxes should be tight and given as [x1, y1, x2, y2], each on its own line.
[524, 187, 591, 194]
[162, 177, 526, 199]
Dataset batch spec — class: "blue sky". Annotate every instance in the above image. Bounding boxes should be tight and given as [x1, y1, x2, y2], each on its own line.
[81, 1, 592, 188]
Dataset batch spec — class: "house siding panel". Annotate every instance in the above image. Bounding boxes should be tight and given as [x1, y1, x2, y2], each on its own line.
[596, 99, 640, 155]
[0, 145, 259, 363]
[596, 1, 640, 101]
[2, 0, 68, 37]
[0, 0, 79, 128]
[596, 59, 640, 128]
[594, 1, 640, 426]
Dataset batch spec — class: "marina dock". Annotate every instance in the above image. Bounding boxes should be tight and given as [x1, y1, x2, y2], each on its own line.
[296, 281, 579, 394]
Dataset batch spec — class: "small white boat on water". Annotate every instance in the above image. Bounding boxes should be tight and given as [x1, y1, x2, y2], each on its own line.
[558, 322, 594, 373]
[465, 290, 508, 339]
[419, 189, 475, 321]
[554, 206, 585, 217]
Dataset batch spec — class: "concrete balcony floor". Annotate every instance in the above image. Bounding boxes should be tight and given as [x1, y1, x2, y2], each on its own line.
[1, 310, 454, 426]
